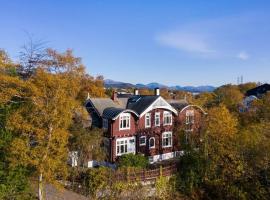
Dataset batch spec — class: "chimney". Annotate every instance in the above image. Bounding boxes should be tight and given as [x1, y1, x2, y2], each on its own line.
[134, 88, 139, 95]
[87, 92, 90, 100]
[155, 88, 160, 96]
[111, 91, 118, 101]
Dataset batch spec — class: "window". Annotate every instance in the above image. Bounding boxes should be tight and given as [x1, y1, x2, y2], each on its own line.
[116, 137, 136, 156]
[103, 118, 108, 129]
[119, 113, 130, 130]
[186, 110, 194, 131]
[139, 136, 146, 146]
[117, 140, 127, 155]
[163, 111, 172, 125]
[162, 132, 172, 147]
[149, 137, 155, 148]
[155, 112, 160, 126]
[145, 113, 151, 128]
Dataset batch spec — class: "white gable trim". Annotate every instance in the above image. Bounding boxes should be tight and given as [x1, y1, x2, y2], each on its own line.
[112, 109, 139, 120]
[140, 96, 178, 117]
[180, 105, 207, 115]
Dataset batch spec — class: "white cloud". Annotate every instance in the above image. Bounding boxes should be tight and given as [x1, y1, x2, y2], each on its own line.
[237, 51, 249, 60]
[156, 31, 214, 54]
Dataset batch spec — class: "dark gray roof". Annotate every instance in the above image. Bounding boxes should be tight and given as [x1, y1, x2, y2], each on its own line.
[168, 99, 189, 111]
[88, 98, 123, 117]
[126, 95, 159, 115]
[246, 83, 270, 97]
[102, 107, 125, 119]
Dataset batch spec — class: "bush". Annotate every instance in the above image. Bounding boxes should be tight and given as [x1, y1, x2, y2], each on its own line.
[118, 154, 148, 169]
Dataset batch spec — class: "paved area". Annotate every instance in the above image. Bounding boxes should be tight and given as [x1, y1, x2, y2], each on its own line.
[44, 184, 88, 200]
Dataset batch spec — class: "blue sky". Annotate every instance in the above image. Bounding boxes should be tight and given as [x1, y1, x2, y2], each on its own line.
[1, 0, 270, 86]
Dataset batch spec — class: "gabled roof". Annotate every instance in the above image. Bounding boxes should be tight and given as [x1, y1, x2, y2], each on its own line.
[179, 105, 207, 115]
[102, 107, 139, 120]
[86, 98, 123, 117]
[126, 95, 159, 115]
[127, 95, 178, 117]
[168, 99, 189, 111]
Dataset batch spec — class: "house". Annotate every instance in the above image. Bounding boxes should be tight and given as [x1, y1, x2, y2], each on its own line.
[86, 88, 206, 163]
[241, 83, 270, 111]
[246, 83, 270, 98]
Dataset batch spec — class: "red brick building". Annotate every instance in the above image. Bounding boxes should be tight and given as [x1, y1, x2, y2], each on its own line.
[86, 88, 206, 163]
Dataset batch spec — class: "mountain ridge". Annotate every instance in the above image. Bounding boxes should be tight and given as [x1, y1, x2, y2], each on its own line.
[104, 79, 215, 93]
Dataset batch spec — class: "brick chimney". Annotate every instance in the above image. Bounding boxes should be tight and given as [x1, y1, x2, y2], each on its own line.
[111, 91, 118, 101]
[155, 88, 160, 96]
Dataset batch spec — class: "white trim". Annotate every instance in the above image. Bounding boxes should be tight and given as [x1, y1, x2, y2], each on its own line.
[180, 105, 207, 115]
[140, 96, 178, 117]
[112, 109, 139, 120]
[139, 136, 146, 146]
[149, 137, 155, 148]
[145, 113, 151, 128]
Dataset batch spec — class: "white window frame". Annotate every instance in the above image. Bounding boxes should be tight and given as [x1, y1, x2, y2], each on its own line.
[149, 137, 155, 149]
[162, 132, 172, 148]
[145, 113, 151, 128]
[116, 137, 136, 156]
[119, 113, 131, 130]
[103, 118, 108, 129]
[155, 112, 160, 127]
[163, 111, 172, 125]
[139, 136, 146, 146]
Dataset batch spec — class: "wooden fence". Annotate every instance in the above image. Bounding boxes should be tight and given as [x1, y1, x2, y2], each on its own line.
[113, 163, 178, 182]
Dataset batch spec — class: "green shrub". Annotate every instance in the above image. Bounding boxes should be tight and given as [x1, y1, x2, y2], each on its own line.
[118, 154, 148, 169]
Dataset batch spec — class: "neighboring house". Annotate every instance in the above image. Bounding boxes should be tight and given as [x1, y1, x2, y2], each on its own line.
[86, 88, 206, 163]
[241, 83, 270, 111]
[246, 83, 270, 98]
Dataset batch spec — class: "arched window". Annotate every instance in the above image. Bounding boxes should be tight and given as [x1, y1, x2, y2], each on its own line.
[149, 137, 155, 148]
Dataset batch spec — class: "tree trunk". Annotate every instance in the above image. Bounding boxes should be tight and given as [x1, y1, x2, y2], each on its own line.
[38, 173, 43, 200]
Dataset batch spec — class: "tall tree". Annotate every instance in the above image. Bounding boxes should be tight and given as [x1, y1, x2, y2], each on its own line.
[1, 49, 86, 200]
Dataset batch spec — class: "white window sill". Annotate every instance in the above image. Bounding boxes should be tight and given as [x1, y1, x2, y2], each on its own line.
[119, 127, 131, 130]
[162, 145, 172, 148]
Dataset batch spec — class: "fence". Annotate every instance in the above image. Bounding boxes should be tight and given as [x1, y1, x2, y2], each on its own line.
[113, 163, 178, 182]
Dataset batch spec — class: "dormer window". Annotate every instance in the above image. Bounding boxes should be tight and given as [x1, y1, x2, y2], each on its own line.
[155, 112, 160, 126]
[145, 113, 151, 128]
[119, 113, 131, 130]
[163, 111, 172, 125]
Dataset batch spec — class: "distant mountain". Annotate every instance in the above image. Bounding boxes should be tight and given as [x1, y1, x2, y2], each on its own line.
[104, 79, 134, 89]
[104, 79, 215, 93]
[146, 82, 168, 89]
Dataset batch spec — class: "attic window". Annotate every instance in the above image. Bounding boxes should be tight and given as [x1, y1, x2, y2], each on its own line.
[119, 113, 130, 130]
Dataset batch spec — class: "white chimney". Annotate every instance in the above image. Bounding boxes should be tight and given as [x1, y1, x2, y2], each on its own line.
[134, 88, 139, 95]
[155, 88, 160, 96]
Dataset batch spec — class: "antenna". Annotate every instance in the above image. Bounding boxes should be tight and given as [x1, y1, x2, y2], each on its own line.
[240, 75, 243, 84]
